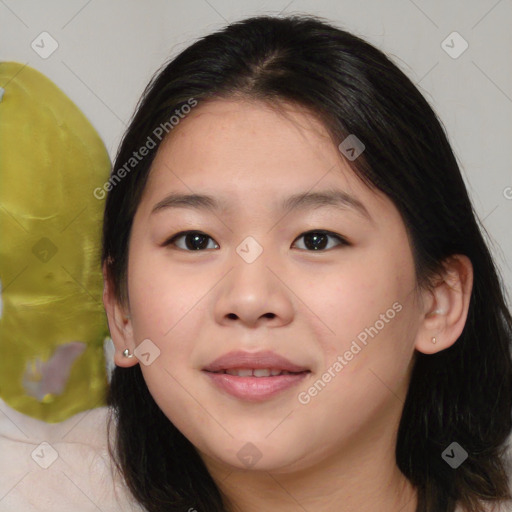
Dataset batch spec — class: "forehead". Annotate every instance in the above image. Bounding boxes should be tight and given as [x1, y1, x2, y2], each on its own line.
[138, 98, 392, 220]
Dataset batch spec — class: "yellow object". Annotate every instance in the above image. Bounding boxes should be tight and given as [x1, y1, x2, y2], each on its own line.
[0, 62, 111, 422]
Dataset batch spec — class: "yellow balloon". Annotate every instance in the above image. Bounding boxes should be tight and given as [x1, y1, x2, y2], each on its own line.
[0, 62, 111, 423]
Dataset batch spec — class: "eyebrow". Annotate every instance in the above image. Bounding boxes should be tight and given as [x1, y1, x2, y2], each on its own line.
[151, 189, 372, 221]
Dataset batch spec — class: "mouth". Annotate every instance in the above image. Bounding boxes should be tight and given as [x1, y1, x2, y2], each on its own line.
[202, 369, 310, 402]
[201, 350, 311, 401]
[205, 368, 309, 377]
[202, 349, 310, 374]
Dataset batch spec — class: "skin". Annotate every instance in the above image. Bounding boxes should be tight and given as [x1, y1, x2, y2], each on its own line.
[103, 98, 473, 512]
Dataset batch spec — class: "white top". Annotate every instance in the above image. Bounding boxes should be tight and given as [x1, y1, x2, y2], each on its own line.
[0, 397, 511, 511]
[0, 397, 145, 511]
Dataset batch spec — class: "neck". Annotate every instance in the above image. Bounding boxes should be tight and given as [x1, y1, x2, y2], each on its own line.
[200, 392, 418, 512]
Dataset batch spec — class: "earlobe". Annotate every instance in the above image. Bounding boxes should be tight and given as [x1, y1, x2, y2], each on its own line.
[415, 254, 474, 355]
[102, 262, 139, 367]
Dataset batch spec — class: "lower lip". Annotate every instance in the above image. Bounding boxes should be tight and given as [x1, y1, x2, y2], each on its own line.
[203, 371, 310, 402]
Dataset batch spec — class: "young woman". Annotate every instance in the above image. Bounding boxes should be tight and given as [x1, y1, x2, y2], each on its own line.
[101, 13, 512, 512]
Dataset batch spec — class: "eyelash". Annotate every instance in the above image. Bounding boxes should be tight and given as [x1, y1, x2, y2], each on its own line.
[163, 230, 350, 252]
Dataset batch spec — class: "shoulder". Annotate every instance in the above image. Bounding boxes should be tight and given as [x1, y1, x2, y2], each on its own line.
[0, 397, 146, 511]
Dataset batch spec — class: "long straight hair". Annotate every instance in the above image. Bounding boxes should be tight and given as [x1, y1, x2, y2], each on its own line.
[102, 14, 512, 512]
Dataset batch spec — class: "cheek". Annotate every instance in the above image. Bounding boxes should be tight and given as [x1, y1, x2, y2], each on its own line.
[126, 246, 206, 377]
[294, 271, 416, 446]
[127, 250, 208, 425]
[128, 243, 193, 331]
[306, 245, 417, 378]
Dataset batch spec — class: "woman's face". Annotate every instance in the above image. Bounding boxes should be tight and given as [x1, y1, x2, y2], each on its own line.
[121, 98, 424, 473]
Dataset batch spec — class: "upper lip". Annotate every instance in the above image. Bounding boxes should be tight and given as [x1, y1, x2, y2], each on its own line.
[202, 350, 310, 373]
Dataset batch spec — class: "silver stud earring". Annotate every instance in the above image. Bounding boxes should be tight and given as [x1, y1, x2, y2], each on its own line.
[123, 348, 134, 358]
[432, 337, 437, 344]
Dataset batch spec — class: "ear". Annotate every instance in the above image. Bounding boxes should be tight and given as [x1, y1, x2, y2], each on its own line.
[102, 262, 139, 367]
[415, 254, 473, 355]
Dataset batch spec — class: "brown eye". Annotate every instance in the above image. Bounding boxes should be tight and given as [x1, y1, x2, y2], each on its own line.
[163, 229, 349, 252]
[292, 230, 349, 251]
[164, 231, 219, 251]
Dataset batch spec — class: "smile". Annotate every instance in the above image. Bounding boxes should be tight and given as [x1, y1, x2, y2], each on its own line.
[210, 368, 303, 377]
[203, 369, 310, 402]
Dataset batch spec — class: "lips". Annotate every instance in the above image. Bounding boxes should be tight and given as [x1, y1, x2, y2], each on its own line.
[214, 368, 299, 377]
[202, 350, 310, 374]
[204, 371, 309, 402]
[202, 350, 311, 401]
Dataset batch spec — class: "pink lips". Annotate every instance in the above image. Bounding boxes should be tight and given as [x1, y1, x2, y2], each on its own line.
[202, 350, 309, 373]
[202, 350, 310, 402]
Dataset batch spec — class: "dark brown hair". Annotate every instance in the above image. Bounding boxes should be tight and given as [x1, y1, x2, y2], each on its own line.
[102, 13, 512, 512]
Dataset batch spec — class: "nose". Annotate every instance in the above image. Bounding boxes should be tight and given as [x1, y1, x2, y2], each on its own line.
[213, 249, 295, 329]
